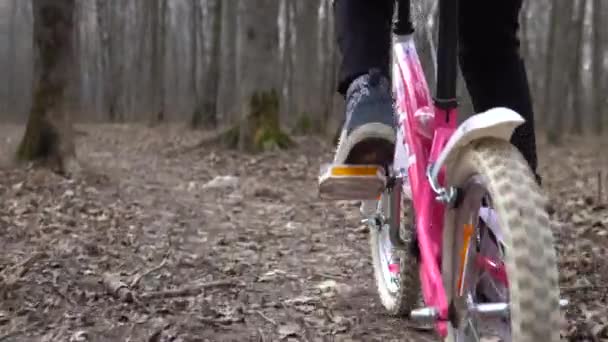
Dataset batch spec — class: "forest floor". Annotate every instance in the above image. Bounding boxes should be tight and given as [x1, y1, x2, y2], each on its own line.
[1, 123, 608, 342]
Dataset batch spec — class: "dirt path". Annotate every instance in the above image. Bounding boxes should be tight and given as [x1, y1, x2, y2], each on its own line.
[1, 124, 607, 341]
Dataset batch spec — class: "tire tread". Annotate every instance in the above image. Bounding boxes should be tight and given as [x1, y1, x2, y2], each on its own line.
[447, 138, 561, 342]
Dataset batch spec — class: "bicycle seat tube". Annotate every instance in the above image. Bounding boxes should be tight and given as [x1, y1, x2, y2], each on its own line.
[393, 0, 414, 35]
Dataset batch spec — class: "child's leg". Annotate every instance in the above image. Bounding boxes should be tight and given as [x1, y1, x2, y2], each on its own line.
[334, 0, 395, 95]
[329, 0, 398, 167]
[459, 0, 540, 181]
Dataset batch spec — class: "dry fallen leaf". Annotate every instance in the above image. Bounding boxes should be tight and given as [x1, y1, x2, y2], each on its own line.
[277, 323, 300, 339]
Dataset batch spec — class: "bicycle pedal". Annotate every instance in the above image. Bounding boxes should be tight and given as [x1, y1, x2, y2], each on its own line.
[318, 164, 387, 200]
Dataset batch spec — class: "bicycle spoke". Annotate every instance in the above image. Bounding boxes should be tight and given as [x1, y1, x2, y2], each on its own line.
[467, 318, 481, 342]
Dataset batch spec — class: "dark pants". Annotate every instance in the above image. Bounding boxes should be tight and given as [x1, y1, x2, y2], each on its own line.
[334, 0, 539, 176]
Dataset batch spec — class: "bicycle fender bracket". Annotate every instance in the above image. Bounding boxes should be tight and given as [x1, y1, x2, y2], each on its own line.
[428, 107, 525, 198]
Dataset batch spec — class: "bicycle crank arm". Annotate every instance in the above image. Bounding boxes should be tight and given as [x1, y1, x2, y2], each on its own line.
[465, 299, 570, 320]
[410, 299, 569, 324]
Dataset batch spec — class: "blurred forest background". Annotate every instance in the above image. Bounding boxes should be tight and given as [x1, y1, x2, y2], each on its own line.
[0, 0, 606, 145]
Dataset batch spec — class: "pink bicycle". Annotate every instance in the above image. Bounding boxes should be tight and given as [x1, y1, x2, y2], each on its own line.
[319, 0, 567, 340]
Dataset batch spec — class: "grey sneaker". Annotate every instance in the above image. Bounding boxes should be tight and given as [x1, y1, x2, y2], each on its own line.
[334, 69, 396, 167]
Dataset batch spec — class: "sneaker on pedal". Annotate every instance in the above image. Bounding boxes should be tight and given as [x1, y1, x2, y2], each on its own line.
[319, 69, 396, 200]
[334, 69, 396, 166]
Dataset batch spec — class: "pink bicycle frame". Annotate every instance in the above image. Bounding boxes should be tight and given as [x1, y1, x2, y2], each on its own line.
[391, 34, 458, 337]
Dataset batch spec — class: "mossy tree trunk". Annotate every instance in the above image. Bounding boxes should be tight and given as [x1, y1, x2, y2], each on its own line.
[232, 0, 293, 152]
[17, 0, 77, 174]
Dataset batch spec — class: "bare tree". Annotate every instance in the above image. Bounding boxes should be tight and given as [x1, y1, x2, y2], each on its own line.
[17, 0, 77, 173]
[150, 0, 167, 123]
[235, 0, 291, 151]
[216, 0, 237, 125]
[544, 0, 575, 144]
[1, 0, 605, 140]
[96, 0, 119, 121]
[591, 0, 604, 135]
[5, 0, 19, 116]
[189, 0, 202, 126]
[570, 0, 586, 135]
[201, 0, 222, 128]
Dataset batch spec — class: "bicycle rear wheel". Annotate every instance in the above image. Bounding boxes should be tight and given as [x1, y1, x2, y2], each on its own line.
[442, 138, 561, 342]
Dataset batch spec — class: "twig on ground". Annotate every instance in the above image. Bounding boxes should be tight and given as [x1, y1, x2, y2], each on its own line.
[38, 314, 67, 342]
[598, 171, 603, 204]
[561, 284, 608, 292]
[316, 272, 343, 280]
[102, 272, 134, 303]
[281, 302, 311, 342]
[0, 321, 48, 341]
[256, 311, 278, 326]
[0, 252, 47, 283]
[140, 286, 199, 300]
[51, 285, 76, 306]
[173, 123, 241, 155]
[16, 252, 46, 277]
[130, 255, 170, 288]
[140, 279, 242, 300]
[0, 331, 24, 342]
[148, 323, 172, 342]
[585, 321, 602, 342]
[197, 317, 236, 328]
[323, 307, 335, 322]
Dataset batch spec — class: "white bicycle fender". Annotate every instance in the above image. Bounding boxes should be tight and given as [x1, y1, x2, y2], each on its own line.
[430, 107, 525, 181]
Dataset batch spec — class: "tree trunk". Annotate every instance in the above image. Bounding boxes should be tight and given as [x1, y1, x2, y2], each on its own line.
[317, 0, 328, 130]
[189, 0, 201, 127]
[292, 0, 321, 133]
[570, 0, 586, 135]
[542, 1, 558, 133]
[279, 0, 294, 132]
[520, 0, 530, 61]
[323, 0, 342, 142]
[96, 0, 114, 121]
[234, 0, 292, 152]
[592, 0, 604, 135]
[200, 0, 222, 128]
[150, 0, 167, 123]
[17, 0, 77, 174]
[6, 0, 19, 116]
[215, 0, 237, 125]
[544, 0, 574, 144]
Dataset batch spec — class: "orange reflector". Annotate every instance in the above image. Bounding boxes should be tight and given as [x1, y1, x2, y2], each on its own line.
[330, 166, 381, 177]
[457, 224, 475, 294]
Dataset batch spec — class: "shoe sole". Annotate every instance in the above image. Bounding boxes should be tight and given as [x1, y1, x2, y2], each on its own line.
[334, 123, 396, 167]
